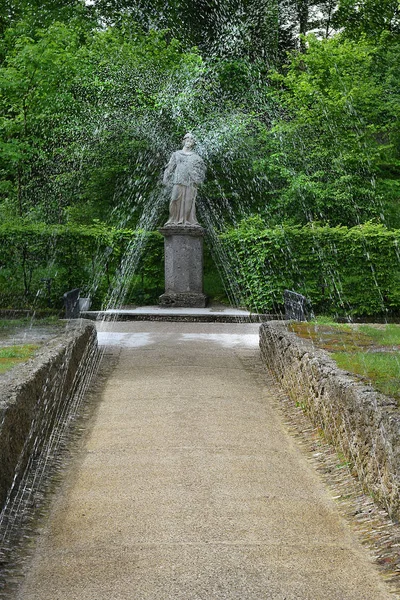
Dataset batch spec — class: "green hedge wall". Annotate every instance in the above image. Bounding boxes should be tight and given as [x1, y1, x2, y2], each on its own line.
[0, 223, 163, 309]
[2, 221, 400, 316]
[221, 221, 400, 316]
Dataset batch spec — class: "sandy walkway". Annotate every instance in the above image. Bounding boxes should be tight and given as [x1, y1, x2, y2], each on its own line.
[16, 322, 393, 600]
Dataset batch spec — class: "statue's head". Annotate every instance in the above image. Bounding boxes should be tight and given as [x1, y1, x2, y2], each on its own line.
[182, 133, 195, 150]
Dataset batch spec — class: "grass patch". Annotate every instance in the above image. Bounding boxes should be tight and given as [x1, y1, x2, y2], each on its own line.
[0, 344, 39, 373]
[332, 352, 400, 400]
[289, 321, 400, 402]
[358, 324, 400, 346]
[288, 321, 373, 352]
[0, 316, 61, 328]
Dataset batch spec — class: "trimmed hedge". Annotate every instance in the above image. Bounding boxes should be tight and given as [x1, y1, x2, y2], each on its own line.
[0, 223, 163, 309]
[2, 220, 400, 316]
[221, 220, 400, 316]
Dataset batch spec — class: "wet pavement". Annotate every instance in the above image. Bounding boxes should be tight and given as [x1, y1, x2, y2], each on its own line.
[15, 321, 395, 600]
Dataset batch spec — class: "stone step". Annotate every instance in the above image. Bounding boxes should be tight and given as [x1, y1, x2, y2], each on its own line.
[80, 306, 278, 323]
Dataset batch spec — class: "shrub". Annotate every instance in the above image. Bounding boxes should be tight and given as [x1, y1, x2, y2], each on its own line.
[221, 221, 400, 316]
[0, 223, 163, 309]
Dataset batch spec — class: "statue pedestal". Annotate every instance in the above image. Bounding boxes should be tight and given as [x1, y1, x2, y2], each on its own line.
[159, 225, 208, 308]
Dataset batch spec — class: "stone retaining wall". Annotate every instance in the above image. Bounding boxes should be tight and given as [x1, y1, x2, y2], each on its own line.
[0, 320, 97, 509]
[260, 321, 400, 520]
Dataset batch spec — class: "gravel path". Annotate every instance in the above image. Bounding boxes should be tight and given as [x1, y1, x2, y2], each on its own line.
[16, 321, 394, 600]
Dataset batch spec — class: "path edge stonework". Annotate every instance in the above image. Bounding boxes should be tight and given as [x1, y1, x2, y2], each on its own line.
[260, 321, 400, 520]
[0, 320, 97, 509]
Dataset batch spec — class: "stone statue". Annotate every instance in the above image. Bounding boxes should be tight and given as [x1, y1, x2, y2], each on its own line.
[163, 133, 206, 227]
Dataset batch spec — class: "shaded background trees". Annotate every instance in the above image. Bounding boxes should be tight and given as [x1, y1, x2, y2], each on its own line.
[0, 0, 399, 230]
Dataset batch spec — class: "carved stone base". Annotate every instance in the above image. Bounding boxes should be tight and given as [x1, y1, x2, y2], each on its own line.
[159, 224, 208, 308]
[159, 292, 208, 308]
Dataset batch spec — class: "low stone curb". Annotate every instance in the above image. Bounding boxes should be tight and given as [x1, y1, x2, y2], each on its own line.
[0, 320, 97, 509]
[260, 321, 400, 520]
[81, 311, 278, 323]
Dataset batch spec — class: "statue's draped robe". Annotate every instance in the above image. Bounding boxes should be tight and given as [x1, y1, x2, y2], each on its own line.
[163, 150, 206, 226]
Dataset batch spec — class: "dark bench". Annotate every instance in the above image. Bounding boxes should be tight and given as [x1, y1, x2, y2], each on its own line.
[284, 290, 314, 321]
[63, 288, 81, 319]
[63, 289, 91, 318]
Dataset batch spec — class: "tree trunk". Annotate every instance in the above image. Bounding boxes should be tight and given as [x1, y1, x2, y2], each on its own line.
[297, 0, 309, 52]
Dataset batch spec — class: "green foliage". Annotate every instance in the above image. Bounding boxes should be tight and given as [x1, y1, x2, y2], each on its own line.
[332, 352, 400, 401]
[0, 221, 230, 309]
[2, 0, 398, 234]
[122, 230, 164, 305]
[0, 343, 39, 373]
[221, 220, 400, 316]
[0, 17, 207, 225]
[335, 0, 400, 40]
[358, 324, 400, 345]
[0, 317, 61, 327]
[291, 321, 400, 401]
[0, 13, 275, 229]
[0, 344, 38, 359]
[262, 32, 400, 227]
[0, 0, 399, 325]
[91, 0, 281, 62]
[0, 222, 163, 309]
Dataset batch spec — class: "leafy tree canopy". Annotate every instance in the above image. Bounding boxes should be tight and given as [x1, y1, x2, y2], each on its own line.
[261, 32, 400, 226]
[335, 0, 400, 40]
[0, 0, 398, 233]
